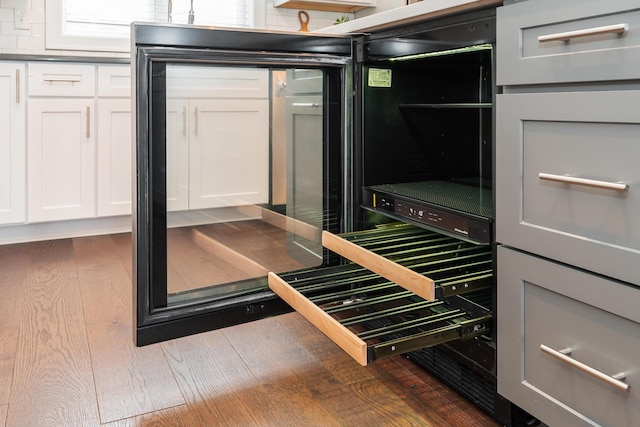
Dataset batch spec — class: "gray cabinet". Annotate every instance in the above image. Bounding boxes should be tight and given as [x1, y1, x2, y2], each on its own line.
[496, 0, 640, 425]
[498, 247, 639, 427]
[497, 0, 640, 85]
[496, 90, 640, 286]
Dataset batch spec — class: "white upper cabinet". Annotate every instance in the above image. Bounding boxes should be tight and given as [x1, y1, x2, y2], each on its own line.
[0, 63, 26, 225]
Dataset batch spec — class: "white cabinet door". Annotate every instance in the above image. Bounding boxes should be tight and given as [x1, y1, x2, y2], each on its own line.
[28, 98, 95, 222]
[97, 65, 131, 97]
[188, 99, 269, 210]
[0, 63, 26, 225]
[166, 99, 190, 211]
[97, 99, 132, 216]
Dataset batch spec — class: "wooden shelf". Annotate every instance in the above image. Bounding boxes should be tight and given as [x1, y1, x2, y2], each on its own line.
[268, 225, 494, 366]
[274, 0, 375, 13]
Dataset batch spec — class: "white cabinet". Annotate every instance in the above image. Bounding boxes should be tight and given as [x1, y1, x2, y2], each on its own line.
[97, 98, 132, 216]
[166, 99, 190, 211]
[189, 99, 269, 209]
[0, 63, 26, 225]
[0, 61, 134, 242]
[274, 0, 376, 13]
[27, 98, 95, 222]
[165, 66, 270, 212]
[27, 63, 132, 223]
[166, 98, 269, 211]
[27, 63, 95, 97]
[27, 63, 97, 223]
[97, 65, 132, 217]
[3, 60, 269, 240]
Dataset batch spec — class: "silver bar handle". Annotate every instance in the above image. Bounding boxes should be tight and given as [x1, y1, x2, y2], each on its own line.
[194, 107, 198, 137]
[539, 23, 628, 43]
[540, 344, 630, 392]
[16, 69, 20, 104]
[86, 106, 90, 139]
[43, 77, 82, 83]
[182, 106, 187, 136]
[539, 172, 628, 192]
[292, 102, 320, 107]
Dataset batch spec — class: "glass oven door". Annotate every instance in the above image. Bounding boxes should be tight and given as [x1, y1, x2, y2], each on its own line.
[132, 23, 353, 345]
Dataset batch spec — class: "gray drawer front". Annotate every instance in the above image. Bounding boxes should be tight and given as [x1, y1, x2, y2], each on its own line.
[498, 247, 640, 427]
[496, 90, 640, 285]
[497, 0, 640, 85]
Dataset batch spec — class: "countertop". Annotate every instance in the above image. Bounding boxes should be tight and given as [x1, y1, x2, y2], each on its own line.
[317, 0, 502, 34]
[0, 54, 129, 63]
[0, 0, 502, 63]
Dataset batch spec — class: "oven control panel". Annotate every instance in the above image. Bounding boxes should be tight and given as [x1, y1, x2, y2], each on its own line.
[362, 187, 492, 244]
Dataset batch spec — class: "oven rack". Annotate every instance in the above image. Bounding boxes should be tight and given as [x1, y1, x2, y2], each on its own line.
[268, 224, 493, 365]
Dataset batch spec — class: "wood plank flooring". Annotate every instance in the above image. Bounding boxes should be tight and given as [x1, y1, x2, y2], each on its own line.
[0, 233, 500, 427]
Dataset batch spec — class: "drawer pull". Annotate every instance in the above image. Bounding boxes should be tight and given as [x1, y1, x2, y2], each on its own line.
[16, 69, 20, 103]
[194, 107, 198, 137]
[539, 173, 628, 192]
[182, 106, 187, 136]
[43, 77, 82, 83]
[540, 344, 630, 392]
[86, 106, 91, 139]
[292, 102, 320, 107]
[538, 23, 629, 43]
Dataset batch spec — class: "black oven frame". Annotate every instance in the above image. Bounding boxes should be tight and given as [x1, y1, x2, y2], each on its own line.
[132, 26, 354, 345]
[132, 8, 532, 425]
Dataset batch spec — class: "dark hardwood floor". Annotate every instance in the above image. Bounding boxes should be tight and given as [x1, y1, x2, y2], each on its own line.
[0, 233, 501, 427]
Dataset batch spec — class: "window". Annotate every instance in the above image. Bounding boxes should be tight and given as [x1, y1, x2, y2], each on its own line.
[46, 0, 259, 53]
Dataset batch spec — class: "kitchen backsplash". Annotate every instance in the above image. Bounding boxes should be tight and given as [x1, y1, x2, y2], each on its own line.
[0, 0, 353, 57]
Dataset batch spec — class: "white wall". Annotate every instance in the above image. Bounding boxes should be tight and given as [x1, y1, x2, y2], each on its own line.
[0, 0, 355, 57]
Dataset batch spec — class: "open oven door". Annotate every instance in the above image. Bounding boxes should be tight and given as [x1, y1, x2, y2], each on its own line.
[132, 23, 355, 345]
[133, 20, 495, 368]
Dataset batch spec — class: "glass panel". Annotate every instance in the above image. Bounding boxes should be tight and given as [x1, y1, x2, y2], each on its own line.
[164, 64, 326, 304]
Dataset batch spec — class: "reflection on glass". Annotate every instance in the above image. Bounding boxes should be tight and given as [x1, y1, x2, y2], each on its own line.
[164, 65, 325, 302]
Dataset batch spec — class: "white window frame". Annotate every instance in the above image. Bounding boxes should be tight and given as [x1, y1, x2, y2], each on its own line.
[45, 0, 265, 53]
